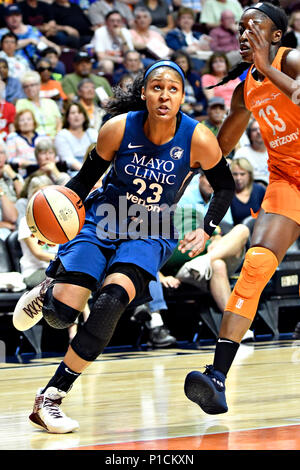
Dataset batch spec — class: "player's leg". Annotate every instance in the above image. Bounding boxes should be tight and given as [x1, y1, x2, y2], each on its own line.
[30, 263, 150, 433]
[185, 211, 300, 414]
[29, 281, 92, 434]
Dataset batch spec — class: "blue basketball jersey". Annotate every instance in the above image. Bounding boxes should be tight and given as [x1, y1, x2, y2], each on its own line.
[84, 110, 199, 240]
[50, 110, 200, 283]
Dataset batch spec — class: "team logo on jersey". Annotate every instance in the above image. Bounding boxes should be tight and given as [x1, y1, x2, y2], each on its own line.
[170, 146, 184, 160]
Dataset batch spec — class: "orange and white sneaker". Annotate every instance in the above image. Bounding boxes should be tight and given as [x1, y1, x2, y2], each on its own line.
[13, 277, 54, 331]
[29, 387, 79, 434]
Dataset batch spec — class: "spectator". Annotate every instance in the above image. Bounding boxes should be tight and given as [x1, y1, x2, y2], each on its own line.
[201, 52, 240, 110]
[76, 78, 105, 130]
[282, 10, 300, 49]
[6, 109, 45, 173]
[0, 77, 16, 141]
[16, 70, 62, 138]
[178, 170, 234, 228]
[131, 273, 177, 348]
[174, 210, 250, 316]
[51, 0, 93, 49]
[165, 7, 212, 69]
[209, 10, 240, 66]
[40, 47, 66, 80]
[202, 96, 226, 135]
[0, 32, 30, 81]
[18, 0, 56, 39]
[134, 0, 175, 34]
[171, 50, 207, 118]
[61, 50, 113, 103]
[18, 177, 58, 289]
[118, 73, 134, 91]
[0, 58, 26, 105]
[158, 172, 250, 317]
[130, 7, 171, 63]
[37, 58, 67, 104]
[87, 0, 135, 29]
[0, 141, 23, 240]
[112, 50, 144, 85]
[200, 0, 243, 30]
[55, 102, 98, 173]
[17, 138, 70, 220]
[0, 4, 61, 68]
[172, 0, 202, 19]
[233, 120, 269, 187]
[230, 158, 266, 226]
[91, 10, 134, 75]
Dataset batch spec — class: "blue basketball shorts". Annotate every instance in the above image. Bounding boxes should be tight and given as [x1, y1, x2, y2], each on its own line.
[46, 225, 177, 285]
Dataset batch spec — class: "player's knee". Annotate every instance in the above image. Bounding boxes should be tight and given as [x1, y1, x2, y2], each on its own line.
[211, 259, 227, 277]
[235, 246, 278, 298]
[108, 263, 150, 299]
[70, 283, 130, 361]
[42, 286, 81, 329]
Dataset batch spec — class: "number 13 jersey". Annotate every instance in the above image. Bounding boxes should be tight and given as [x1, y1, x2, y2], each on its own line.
[244, 47, 300, 185]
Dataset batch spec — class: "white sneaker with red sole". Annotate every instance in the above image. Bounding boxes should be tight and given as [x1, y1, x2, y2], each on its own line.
[29, 387, 79, 434]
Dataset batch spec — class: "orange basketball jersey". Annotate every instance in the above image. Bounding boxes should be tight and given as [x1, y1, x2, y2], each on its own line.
[244, 47, 300, 186]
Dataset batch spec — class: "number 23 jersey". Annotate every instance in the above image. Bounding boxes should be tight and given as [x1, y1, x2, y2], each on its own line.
[244, 47, 300, 185]
[85, 110, 199, 238]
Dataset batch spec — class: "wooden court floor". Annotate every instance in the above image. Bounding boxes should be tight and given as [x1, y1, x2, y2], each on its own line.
[1, 340, 300, 451]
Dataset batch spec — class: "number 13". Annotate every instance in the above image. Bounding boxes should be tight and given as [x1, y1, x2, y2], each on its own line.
[258, 105, 286, 135]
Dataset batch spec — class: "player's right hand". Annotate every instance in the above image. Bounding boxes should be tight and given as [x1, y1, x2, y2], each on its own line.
[178, 228, 210, 258]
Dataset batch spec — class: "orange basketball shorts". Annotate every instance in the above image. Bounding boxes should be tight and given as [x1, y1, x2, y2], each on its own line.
[261, 177, 300, 224]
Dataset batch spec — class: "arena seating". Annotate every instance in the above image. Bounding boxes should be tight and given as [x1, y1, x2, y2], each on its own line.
[1, 231, 300, 356]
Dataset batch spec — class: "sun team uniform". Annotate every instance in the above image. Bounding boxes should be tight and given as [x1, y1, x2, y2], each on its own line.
[244, 46, 300, 224]
[47, 110, 199, 284]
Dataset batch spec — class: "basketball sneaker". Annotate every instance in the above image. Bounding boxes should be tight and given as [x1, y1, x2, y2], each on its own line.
[29, 387, 79, 434]
[13, 277, 54, 331]
[184, 365, 228, 414]
[176, 254, 212, 286]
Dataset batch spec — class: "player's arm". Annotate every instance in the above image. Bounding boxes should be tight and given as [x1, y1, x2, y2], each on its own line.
[217, 81, 252, 156]
[179, 122, 235, 257]
[245, 20, 300, 103]
[65, 114, 127, 201]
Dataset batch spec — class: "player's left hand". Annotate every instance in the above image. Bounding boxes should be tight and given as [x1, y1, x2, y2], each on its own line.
[178, 228, 210, 258]
[246, 19, 271, 75]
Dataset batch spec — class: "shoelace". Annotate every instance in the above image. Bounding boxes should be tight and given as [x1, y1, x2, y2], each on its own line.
[204, 365, 225, 390]
[23, 293, 45, 318]
[23, 279, 53, 318]
[44, 397, 64, 419]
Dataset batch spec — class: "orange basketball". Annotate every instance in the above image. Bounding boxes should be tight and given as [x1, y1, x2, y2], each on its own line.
[26, 185, 85, 245]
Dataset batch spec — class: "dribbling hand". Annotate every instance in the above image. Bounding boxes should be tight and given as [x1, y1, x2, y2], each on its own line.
[178, 228, 210, 258]
[31, 234, 56, 247]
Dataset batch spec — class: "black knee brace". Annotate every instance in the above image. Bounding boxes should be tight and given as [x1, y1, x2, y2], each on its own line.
[70, 283, 129, 361]
[108, 263, 151, 298]
[42, 286, 81, 329]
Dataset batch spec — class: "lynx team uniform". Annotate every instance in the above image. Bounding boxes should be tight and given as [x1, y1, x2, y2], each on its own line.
[47, 110, 199, 285]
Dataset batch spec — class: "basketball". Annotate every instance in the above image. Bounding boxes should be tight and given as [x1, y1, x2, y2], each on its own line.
[26, 185, 85, 245]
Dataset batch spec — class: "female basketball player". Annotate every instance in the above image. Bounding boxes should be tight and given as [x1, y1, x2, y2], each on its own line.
[13, 60, 235, 433]
[184, 2, 300, 415]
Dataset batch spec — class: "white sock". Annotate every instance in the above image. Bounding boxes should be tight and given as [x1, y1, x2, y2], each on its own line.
[146, 311, 164, 329]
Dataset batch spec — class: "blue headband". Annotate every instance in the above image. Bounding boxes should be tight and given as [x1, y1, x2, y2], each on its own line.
[143, 60, 185, 88]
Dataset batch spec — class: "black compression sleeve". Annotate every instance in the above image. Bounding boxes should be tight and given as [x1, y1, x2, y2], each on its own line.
[65, 147, 111, 202]
[202, 157, 235, 236]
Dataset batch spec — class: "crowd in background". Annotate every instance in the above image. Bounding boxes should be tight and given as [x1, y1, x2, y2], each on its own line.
[0, 0, 298, 348]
